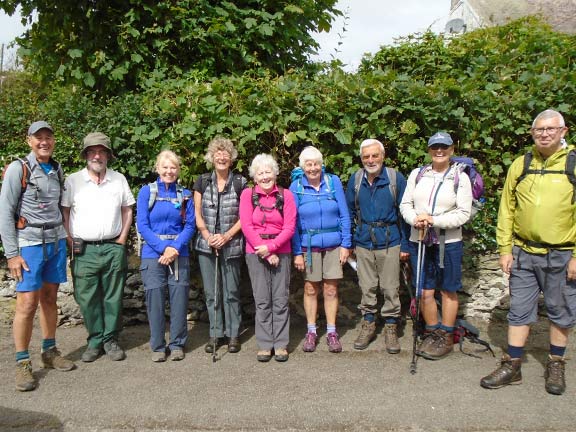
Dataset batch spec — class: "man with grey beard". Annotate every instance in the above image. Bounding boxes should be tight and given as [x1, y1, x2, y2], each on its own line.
[62, 133, 135, 363]
[346, 139, 409, 353]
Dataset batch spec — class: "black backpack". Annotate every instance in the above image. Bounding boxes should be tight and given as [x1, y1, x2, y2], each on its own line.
[516, 149, 576, 203]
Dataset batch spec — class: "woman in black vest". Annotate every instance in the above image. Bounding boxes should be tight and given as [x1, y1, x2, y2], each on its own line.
[193, 137, 247, 354]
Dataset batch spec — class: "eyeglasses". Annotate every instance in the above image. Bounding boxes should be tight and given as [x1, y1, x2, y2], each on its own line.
[429, 144, 450, 151]
[86, 149, 109, 156]
[532, 126, 564, 137]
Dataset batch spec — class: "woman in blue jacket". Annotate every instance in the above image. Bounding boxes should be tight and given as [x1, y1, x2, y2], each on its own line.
[137, 150, 196, 362]
[291, 146, 352, 353]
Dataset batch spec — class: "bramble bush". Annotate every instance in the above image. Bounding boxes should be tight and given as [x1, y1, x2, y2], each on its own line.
[0, 17, 574, 254]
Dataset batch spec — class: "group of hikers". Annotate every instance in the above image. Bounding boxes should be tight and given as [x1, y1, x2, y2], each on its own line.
[0, 108, 573, 397]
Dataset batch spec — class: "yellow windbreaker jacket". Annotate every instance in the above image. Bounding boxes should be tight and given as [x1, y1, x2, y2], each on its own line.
[497, 145, 576, 256]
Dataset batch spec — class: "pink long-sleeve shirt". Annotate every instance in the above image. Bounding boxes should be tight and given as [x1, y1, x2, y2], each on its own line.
[239, 185, 296, 255]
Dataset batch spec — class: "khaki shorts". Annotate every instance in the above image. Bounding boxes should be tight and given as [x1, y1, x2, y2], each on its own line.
[303, 248, 343, 282]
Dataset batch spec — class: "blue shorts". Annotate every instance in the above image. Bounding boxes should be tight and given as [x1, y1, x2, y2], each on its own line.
[17, 239, 67, 292]
[408, 240, 463, 293]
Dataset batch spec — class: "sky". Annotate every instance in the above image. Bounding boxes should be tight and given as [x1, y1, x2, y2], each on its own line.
[0, 0, 452, 71]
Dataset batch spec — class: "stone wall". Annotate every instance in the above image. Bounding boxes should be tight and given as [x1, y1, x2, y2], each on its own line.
[0, 253, 509, 326]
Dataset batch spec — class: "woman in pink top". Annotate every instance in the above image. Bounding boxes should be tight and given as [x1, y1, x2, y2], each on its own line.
[239, 154, 297, 362]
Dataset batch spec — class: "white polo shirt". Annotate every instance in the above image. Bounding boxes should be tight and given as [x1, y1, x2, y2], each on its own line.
[62, 167, 135, 241]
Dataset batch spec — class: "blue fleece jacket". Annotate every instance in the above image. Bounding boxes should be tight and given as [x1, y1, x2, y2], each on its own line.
[290, 173, 352, 255]
[136, 179, 195, 258]
[345, 167, 410, 252]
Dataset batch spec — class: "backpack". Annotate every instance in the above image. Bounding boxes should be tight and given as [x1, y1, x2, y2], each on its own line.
[198, 172, 244, 199]
[353, 167, 398, 227]
[2, 157, 65, 226]
[516, 149, 576, 203]
[416, 156, 485, 222]
[290, 166, 336, 205]
[251, 186, 284, 216]
[136, 181, 191, 256]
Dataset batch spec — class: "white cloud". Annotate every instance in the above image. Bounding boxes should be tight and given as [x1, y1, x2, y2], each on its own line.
[312, 0, 451, 70]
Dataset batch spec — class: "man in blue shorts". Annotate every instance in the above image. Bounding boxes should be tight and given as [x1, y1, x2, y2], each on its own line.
[0, 121, 75, 392]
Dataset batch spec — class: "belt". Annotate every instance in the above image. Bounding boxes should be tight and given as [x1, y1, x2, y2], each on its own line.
[260, 234, 277, 239]
[515, 235, 575, 250]
[84, 237, 119, 245]
[25, 222, 63, 261]
[26, 222, 63, 230]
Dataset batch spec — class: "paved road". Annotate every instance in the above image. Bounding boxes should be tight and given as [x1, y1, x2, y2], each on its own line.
[0, 317, 575, 432]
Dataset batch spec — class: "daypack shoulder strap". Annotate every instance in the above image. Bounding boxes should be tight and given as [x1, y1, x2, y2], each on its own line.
[251, 186, 284, 215]
[565, 149, 576, 204]
[232, 173, 244, 198]
[516, 151, 533, 185]
[147, 182, 158, 209]
[385, 167, 397, 203]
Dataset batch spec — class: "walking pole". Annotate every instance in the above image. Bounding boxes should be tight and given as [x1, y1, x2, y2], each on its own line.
[410, 228, 426, 375]
[212, 250, 220, 363]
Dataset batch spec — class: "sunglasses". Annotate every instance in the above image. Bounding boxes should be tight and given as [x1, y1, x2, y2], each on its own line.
[429, 144, 451, 151]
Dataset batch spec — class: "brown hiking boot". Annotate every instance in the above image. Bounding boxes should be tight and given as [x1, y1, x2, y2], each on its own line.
[384, 323, 400, 354]
[545, 355, 566, 395]
[41, 347, 76, 371]
[417, 329, 453, 360]
[480, 354, 522, 389]
[354, 320, 376, 350]
[15, 360, 36, 392]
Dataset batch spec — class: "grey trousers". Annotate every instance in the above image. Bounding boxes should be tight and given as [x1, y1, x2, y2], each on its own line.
[198, 252, 242, 338]
[245, 253, 291, 350]
[356, 245, 401, 318]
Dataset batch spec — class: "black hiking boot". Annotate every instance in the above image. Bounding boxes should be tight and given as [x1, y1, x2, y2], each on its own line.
[480, 354, 522, 389]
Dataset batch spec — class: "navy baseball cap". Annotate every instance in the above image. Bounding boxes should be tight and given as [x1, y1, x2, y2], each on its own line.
[427, 132, 453, 147]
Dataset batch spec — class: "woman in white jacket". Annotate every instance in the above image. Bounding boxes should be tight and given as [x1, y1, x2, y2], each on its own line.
[400, 132, 472, 360]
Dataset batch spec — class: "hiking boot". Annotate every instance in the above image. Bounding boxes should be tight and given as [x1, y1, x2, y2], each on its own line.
[384, 323, 401, 354]
[257, 350, 272, 362]
[82, 346, 103, 363]
[274, 348, 289, 362]
[228, 338, 241, 353]
[326, 332, 342, 353]
[151, 351, 166, 362]
[353, 320, 376, 350]
[170, 349, 185, 361]
[205, 337, 225, 353]
[480, 354, 522, 389]
[104, 340, 126, 361]
[545, 355, 566, 395]
[15, 360, 36, 392]
[41, 347, 76, 371]
[302, 332, 319, 352]
[417, 329, 453, 360]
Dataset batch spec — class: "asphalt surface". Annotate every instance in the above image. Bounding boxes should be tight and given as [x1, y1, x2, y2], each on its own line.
[1, 316, 575, 432]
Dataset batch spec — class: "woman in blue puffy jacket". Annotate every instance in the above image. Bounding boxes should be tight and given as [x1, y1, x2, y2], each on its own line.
[137, 150, 196, 362]
[290, 146, 352, 353]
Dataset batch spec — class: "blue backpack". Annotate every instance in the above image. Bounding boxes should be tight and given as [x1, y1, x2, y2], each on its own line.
[290, 166, 336, 205]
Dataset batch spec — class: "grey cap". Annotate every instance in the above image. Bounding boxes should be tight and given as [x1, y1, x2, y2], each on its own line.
[81, 132, 116, 160]
[427, 132, 453, 147]
[28, 121, 53, 136]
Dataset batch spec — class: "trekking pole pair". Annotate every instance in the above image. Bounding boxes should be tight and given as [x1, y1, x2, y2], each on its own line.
[410, 228, 427, 375]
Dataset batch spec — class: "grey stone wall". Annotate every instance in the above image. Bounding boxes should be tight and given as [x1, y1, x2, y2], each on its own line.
[0, 253, 509, 326]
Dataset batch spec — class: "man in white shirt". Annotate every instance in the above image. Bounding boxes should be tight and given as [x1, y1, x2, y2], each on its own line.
[62, 132, 135, 362]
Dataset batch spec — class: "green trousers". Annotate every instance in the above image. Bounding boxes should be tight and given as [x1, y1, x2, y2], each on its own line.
[71, 243, 127, 349]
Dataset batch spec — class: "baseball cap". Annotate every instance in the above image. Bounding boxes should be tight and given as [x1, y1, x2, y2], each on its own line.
[28, 121, 53, 136]
[427, 132, 453, 147]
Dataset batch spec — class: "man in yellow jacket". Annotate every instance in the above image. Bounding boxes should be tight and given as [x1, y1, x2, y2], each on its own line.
[480, 109, 574, 395]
